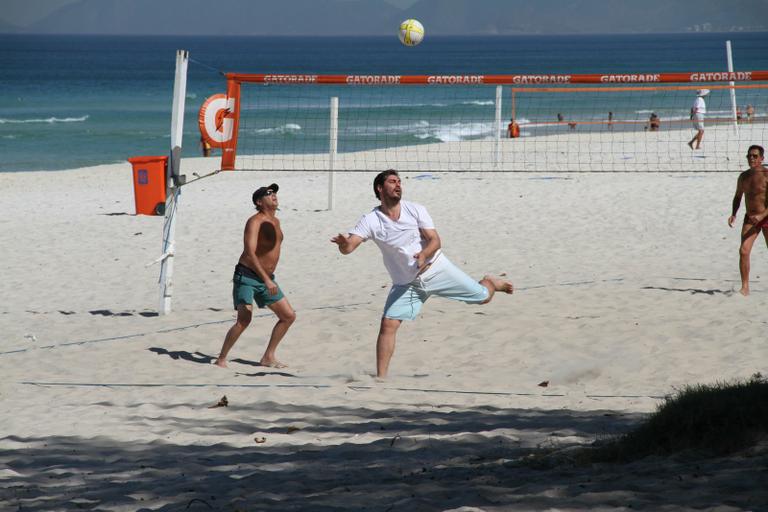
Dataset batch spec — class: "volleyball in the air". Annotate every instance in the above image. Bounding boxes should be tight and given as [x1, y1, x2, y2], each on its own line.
[398, 19, 424, 46]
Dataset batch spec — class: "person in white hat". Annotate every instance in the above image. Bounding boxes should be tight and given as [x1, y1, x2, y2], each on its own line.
[687, 89, 709, 150]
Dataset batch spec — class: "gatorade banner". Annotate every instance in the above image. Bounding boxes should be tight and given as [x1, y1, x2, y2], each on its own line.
[198, 93, 235, 147]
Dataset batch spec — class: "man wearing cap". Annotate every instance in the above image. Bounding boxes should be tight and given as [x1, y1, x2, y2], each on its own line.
[215, 183, 296, 368]
[331, 169, 514, 378]
[688, 89, 709, 150]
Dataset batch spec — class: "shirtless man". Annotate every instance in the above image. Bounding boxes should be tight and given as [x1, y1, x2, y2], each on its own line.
[728, 145, 768, 296]
[331, 169, 514, 378]
[215, 183, 296, 367]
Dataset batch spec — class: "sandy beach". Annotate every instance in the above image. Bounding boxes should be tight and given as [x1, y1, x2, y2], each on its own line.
[1, 127, 767, 510]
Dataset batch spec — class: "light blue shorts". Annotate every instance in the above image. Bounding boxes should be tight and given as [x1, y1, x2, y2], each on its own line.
[383, 254, 489, 321]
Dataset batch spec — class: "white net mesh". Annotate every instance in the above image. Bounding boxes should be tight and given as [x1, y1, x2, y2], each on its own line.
[219, 74, 767, 173]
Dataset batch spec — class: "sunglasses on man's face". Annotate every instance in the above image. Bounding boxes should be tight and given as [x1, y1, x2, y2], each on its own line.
[264, 190, 276, 196]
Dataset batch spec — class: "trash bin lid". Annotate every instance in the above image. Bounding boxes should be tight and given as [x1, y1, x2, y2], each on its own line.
[128, 156, 168, 165]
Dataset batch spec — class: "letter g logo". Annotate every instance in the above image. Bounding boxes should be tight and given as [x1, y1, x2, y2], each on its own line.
[198, 94, 236, 147]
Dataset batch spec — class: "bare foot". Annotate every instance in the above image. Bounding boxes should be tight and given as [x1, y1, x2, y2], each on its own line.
[483, 275, 514, 294]
[739, 287, 749, 296]
[214, 358, 228, 368]
[687, 141, 694, 150]
[260, 359, 288, 369]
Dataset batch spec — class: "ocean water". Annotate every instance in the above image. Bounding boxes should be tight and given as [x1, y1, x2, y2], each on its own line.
[1, 32, 767, 172]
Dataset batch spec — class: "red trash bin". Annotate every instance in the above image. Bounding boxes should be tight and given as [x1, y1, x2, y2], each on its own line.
[128, 156, 167, 215]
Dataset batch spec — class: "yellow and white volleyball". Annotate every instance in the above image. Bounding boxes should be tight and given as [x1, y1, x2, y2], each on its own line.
[398, 19, 424, 46]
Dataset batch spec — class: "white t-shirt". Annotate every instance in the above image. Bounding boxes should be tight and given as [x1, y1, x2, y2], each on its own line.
[692, 96, 706, 114]
[350, 200, 440, 285]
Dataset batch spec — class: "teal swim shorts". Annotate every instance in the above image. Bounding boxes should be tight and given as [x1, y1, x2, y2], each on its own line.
[232, 266, 285, 309]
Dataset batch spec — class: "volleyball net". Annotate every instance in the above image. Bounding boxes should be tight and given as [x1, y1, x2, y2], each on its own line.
[199, 71, 768, 173]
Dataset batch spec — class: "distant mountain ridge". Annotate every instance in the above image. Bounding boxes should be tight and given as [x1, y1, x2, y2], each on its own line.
[2, 0, 767, 35]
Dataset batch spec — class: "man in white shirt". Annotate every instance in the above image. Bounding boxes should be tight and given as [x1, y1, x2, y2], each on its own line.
[331, 169, 514, 378]
[687, 89, 708, 150]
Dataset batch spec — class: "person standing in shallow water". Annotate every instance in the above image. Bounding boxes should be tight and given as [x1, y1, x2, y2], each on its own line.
[215, 183, 296, 368]
[331, 169, 514, 378]
[728, 145, 768, 296]
[507, 117, 520, 138]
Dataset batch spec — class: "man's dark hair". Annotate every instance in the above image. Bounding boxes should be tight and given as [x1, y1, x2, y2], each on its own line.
[373, 169, 399, 200]
[748, 144, 764, 157]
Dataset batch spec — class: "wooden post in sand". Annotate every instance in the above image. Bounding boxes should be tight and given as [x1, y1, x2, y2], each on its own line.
[328, 96, 338, 210]
[726, 41, 738, 133]
[159, 49, 189, 315]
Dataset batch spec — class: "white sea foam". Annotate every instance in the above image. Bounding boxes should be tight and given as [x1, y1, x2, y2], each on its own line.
[351, 120, 430, 135]
[254, 123, 302, 135]
[0, 115, 89, 124]
[351, 118, 536, 141]
[634, 108, 735, 118]
[424, 121, 495, 142]
[347, 119, 492, 141]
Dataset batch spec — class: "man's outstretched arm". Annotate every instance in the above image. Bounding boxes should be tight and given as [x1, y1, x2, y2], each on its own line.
[331, 233, 364, 255]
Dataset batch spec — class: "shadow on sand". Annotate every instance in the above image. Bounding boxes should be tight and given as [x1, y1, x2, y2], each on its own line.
[148, 347, 215, 364]
[1, 402, 762, 510]
[641, 286, 733, 296]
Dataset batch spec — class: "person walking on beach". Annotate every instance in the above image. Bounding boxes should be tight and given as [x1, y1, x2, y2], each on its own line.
[215, 183, 296, 368]
[687, 89, 708, 150]
[728, 145, 768, 296]
[331, 169, 514, 378]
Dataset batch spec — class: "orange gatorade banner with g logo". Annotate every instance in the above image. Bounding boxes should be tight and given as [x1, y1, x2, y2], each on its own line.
[198, 93, 235, 148]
